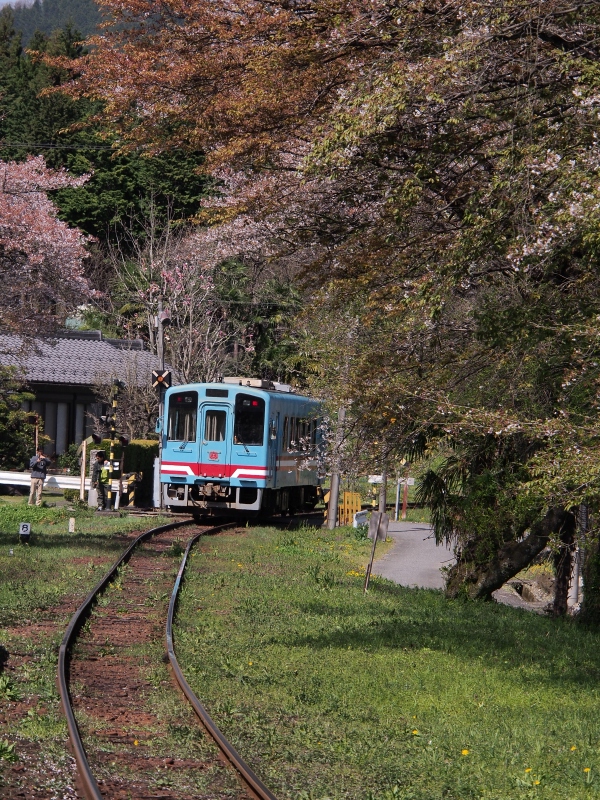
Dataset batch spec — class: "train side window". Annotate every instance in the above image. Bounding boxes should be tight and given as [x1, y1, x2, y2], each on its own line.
[167, 391, 198, 442]
[204, 410, 226, 441]
[300, 419, 308, 442]
[311, 419, 317, 447]
[283, 416, 289, 450]
[289, 417, 297, 450]
[234, 393, 265, 446]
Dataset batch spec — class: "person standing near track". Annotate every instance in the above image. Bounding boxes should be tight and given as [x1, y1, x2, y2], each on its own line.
[28, 447, 51, 506]
[91, 451, 109, 511]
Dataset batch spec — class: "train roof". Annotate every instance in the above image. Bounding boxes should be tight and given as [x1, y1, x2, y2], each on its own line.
[222, 377, 295, 393]
[166, 379, 318, 403]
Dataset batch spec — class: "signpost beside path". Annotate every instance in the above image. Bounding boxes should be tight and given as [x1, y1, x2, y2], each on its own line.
[364, 511, 389, 593]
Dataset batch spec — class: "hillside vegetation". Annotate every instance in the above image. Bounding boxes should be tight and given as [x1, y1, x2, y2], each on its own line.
[11, 0, 99, 42]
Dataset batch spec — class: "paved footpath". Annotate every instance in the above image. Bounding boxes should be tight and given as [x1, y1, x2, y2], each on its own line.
[373, 521, 454, 589]
[373, 520, 548, 612]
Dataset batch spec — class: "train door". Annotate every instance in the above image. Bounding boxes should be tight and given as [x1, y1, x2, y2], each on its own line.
[268, 411, 279, 487]
[199, 404, 231, 475]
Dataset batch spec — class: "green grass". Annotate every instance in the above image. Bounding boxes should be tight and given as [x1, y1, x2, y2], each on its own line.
[174, 524, 600, 800]
[0, 503, 171, 795]
[0, 502, 170, 625]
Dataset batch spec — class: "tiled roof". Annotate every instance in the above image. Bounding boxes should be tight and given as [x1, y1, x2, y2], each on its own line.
[0, 332, 162, 387]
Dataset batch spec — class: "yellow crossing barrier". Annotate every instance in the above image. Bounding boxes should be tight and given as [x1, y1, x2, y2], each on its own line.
[324, 490, 362, 526]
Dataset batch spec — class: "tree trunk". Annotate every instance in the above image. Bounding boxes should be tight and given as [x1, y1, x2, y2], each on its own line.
[552, 518, 576, 616]
[445, 508, 576, 601]
[579, 532, 600, 626]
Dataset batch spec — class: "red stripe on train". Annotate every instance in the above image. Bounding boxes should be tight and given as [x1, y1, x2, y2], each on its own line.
[161, 461, 268, 478]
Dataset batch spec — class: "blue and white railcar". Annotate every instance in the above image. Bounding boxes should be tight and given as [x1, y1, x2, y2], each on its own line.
[160, 378, 321, 515]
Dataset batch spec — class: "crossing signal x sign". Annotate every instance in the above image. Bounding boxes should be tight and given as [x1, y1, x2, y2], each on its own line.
[152, 370, 171, 389]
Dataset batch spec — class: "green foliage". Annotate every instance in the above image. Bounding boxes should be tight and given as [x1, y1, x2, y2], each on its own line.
[53, 147, 210, 243]
[212, 259, 304, 382]
[0, 739, 17, 762]
[0, 674, 20, 702]
[0, 9, 210, 245]
[353, 523, 369, 541]
[123, 439, 158, 505]
[0, 367, 36, 470]
[56, 442, 80, 475]
[62, 488, 81, 503]
[97, 438, 158, 504]
[11, 0, 100, 44]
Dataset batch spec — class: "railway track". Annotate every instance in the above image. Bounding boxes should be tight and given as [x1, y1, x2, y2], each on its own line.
[58, 519, 278, 800]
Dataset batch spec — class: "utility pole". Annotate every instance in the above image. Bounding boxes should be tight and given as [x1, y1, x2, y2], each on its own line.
[107, 380, 124, 510]
[327, 407, 345, 530]
[79, 437, 87, 502]
[157, 299, 164, 504]
[378, 469, 387, 514]
[394, 473, 401, 521]
[401, 461, 410, 519]
[156, 299, 171, 510]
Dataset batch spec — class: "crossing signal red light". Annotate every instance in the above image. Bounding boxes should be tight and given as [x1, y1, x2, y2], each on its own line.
[152, 370, 172, 389]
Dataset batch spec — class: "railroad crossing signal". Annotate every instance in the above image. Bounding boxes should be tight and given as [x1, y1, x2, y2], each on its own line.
[152, 370, 171, 389]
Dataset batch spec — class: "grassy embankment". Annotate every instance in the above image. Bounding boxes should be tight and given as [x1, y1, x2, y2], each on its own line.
[174, 524, 600, 800]
[0, 499, 171, 795]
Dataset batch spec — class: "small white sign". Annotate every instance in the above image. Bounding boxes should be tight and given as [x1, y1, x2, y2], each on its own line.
[368, 475, 384, 484]
[69, 518, 75, 533]
[19, 522, 31, 536]
[400, 478, 415, 486]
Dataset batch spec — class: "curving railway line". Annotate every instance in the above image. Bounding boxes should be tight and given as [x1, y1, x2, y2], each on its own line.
[57, 519, 278, 800]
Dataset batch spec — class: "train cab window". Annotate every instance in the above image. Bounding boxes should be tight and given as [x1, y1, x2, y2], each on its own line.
[234, 393, 265, 446]
[204, 410, 226, 441]
[167, 392, 198, 442]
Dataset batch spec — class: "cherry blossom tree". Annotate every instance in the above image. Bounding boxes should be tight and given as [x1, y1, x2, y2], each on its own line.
[109, 206, 252, 383]
[54, 0, 600, 608]
[0, 155, 90, 334]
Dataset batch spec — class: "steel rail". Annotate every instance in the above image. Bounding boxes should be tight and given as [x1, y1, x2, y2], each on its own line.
[166, 525, 279, 800]
[57, 518, 196, 800]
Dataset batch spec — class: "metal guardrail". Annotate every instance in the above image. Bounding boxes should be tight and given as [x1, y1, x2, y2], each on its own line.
[0, 469, 119, 492]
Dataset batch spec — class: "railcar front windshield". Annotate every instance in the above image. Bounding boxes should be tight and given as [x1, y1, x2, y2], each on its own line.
[234, 393, 265, 446]
[167, 391, 198, 441]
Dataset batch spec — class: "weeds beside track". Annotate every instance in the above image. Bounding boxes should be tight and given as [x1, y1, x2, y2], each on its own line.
[58, 519, 278, 800]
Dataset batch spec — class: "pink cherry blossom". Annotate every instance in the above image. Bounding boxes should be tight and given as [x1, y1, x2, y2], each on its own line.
[0, 156, 91, 334]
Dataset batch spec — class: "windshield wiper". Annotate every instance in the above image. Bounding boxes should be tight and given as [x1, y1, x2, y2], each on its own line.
[234, 435, 251, 453]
